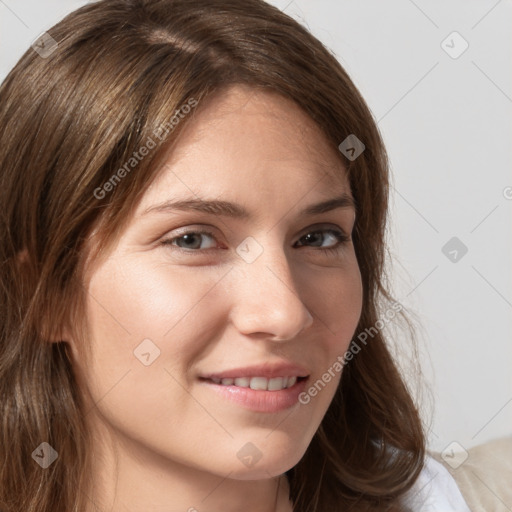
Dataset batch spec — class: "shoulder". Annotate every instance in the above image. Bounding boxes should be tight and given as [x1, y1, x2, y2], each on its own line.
[429, 437, 512, 512]
[399, 453, 472, 512]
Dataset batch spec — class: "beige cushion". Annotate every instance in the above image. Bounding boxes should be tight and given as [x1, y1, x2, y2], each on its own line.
[429, 437, 512, 512]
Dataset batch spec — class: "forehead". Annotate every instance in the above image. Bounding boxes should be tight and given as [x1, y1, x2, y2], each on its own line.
[83, 85, 355, 274]
[138, 85, 351, 211]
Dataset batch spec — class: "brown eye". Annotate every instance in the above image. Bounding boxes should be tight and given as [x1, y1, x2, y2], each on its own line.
[295, 228, 351, 255]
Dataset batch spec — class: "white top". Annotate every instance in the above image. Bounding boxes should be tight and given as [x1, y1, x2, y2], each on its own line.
[400, 454, 471, 511]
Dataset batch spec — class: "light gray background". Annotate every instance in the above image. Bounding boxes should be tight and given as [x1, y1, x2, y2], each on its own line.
[1, 0, 511, 454]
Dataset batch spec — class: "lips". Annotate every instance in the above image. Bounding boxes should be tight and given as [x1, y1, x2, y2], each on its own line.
[198, 362, 310, 412]
[200, 374, 309, 413]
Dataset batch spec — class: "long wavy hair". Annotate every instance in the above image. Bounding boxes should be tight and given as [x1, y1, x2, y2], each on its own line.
[0, 1, 427, 510]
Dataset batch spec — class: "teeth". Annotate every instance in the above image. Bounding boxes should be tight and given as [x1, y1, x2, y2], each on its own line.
[234, 377, 250, 388]
[210, 376, 301, 391]
[249, 377, 268, 390]
[267, 377, 284, 391]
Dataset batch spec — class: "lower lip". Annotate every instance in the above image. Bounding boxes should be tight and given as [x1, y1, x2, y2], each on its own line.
[200, 378, 309, 413]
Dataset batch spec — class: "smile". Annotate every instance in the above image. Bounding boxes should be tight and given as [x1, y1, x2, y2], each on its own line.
[199, 375, 310, 413]
[206, 376, 304, 391]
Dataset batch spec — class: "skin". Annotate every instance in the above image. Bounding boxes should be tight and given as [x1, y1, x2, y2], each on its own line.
[67, 84, 363, 512]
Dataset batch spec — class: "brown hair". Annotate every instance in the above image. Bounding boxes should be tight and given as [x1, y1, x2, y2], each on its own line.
[0, 1, 426, 510]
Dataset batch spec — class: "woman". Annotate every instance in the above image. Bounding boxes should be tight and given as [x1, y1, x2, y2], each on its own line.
[0, 1, 471, 511]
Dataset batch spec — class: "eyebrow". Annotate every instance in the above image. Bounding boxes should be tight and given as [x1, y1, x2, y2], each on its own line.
[142, 194, 356, 218]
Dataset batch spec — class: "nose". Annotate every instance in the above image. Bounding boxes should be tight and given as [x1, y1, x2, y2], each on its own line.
[228, 241, 314, 342]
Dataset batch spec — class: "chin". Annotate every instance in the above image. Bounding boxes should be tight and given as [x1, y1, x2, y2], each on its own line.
[223, 442, 308, 480]
[228, 461, 296, 481]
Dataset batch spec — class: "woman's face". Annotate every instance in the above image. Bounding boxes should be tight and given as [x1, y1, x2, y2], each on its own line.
[72, 85, 363, 479]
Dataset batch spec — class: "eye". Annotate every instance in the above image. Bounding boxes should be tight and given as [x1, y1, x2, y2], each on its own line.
[160, 225, 351, 256]
[161, 229, 218, 253]
[294, 227, 351, 255]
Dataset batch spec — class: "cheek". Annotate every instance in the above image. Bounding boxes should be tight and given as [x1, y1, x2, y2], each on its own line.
[288, 256, 362, 407]
[81, 258, 230, 385]
[76, 259, 232, 448]
[305, 255, 363, 353]
[87, 259, 226, 337]
[335, 260, 363, 342]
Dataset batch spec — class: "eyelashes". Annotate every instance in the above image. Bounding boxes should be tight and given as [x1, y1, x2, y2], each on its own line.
[294, 228, 350, 255]
[160, 226, 351, 257]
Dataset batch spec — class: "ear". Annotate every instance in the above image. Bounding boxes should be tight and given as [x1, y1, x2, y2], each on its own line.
[46, 324, 73, 345]
[16, 248, 74, 344]
[41, 301, 76, 344]
[40, 315, 74, 345]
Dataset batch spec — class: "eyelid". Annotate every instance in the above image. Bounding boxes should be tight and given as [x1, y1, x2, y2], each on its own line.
[297, 222, 351, 238]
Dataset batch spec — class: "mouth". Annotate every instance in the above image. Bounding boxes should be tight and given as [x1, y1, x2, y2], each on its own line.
[198, 375, 310, 413]
[197, 361, 311, 412]
[199, 375, 308, 391]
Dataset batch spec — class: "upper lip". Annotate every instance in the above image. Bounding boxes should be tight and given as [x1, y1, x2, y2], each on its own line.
[200, 362, 310, 380]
